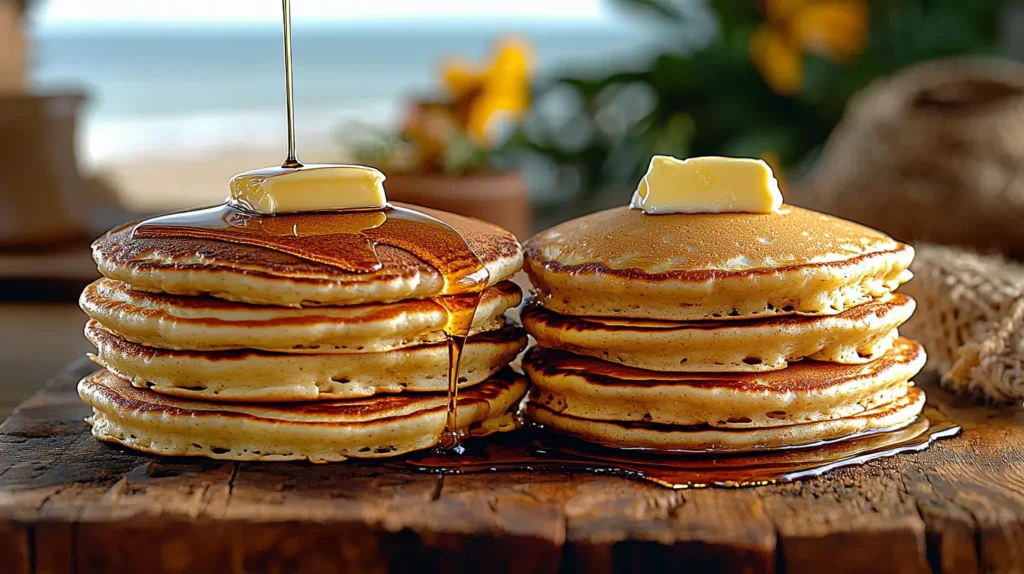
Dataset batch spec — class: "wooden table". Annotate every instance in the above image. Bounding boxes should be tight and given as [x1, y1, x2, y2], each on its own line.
[1, 360, 1023, 574]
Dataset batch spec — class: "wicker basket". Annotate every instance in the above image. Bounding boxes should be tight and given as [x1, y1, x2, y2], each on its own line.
[796, 57, 1024, 254]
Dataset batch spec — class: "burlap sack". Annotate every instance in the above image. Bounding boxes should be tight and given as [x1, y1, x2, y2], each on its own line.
[901, 244, 1024, 403]
[797, 57, 1024, 254]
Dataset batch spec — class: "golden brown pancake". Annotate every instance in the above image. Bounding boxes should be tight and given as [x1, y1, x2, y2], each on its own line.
[523, 337, 925, 430]
[87, 321, 527, 401]
[521, 294, 915, 372]
[526, 386, 924, 452]
[525, 205, 913, 320]
[80, 368, 527, 462]
[92, 203, 524, 307]
[81, 278, 520, 352]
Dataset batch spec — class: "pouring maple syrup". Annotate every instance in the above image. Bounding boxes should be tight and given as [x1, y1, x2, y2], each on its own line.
[130, 0, 487, 454]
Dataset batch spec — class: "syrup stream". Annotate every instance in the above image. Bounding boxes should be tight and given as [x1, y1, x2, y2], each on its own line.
[281, 0, 300, 168]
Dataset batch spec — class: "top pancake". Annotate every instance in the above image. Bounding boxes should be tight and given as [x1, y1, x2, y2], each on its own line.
[525, 205, 914, 320]
[93, 203, 524, 307]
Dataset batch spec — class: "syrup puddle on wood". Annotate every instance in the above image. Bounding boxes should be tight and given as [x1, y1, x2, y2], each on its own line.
[398, 407, 960, 489]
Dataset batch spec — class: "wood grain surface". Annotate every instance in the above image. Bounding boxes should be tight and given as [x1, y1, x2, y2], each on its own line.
[1, 359, 1022, 574]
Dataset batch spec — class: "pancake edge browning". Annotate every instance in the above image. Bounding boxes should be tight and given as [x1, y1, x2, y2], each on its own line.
[523, 338, 926, 429]
[87, 321, 527, 402]
[521, 294, 915, 372]
[92, 204, 524, 307]
[81, 279, 521, 352]
[526, 386, 925, 452]
[525, 242, 914, 321]
[79, 368, 528, 462]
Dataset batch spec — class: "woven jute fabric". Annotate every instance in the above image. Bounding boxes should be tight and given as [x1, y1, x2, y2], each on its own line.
[796, 57, 1024, 254]
[901, 244, 1024, 403]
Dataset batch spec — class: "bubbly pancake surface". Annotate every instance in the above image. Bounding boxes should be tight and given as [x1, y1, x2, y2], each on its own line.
[93, 203, 524, 307]
[525, 205, 914, 320]
[526, 386, 925, 452]
[522, 294, 915, 372]
[524, 338, 925, 429]
[81, 278, 521, 352]
[87, 320, 527, 401]
[80, 368, 528, 461]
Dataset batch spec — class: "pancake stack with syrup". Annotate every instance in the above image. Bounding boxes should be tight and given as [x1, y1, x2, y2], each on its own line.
[521, 155, 926, 451]
[77, 165, 528, 461]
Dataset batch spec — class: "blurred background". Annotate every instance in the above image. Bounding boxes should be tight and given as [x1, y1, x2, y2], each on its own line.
[3, 0, 1024, 413]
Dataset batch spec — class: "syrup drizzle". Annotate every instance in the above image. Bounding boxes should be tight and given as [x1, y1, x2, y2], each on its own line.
[280, 0, 299, 169]
[402, 407, 961, 489]
[129, 0, 489, 453]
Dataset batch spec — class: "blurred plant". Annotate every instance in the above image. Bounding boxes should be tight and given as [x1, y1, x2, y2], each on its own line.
[504, 0, 1003, 201]
[351, 38, 533, 174]
[751, 0, 869, 94]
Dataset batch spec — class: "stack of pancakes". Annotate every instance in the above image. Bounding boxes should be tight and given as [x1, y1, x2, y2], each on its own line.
[522, 205, 925, 451]
[78, 206, 528, 461]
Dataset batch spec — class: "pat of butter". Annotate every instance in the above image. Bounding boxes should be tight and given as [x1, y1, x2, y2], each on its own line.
[230, 164, 388, 214]
[629, 155, 783, 215]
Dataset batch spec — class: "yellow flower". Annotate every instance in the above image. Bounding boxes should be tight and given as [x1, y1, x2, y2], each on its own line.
[751, 0, 868, 94]
[441, 37, 532, 144]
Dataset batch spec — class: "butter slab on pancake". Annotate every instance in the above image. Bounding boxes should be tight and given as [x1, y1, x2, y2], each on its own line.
[524, 205, 913, 321]
[81, 278, 520, 352]
[92, 204, 523, 307]
[80, 368, 527, 462]
[526, 386, 924, 452]
[87, 320, 527, 401]
[522, 294, 915, 372]
[523, 338, 925, 429]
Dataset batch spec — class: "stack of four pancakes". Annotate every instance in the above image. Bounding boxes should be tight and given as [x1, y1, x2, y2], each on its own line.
[521, 199, 925, 451]
[78, 205, 528, 461]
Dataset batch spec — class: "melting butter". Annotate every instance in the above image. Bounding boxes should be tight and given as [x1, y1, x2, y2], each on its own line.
[230, 164, 388, 214]
[630, 155, 783, 215]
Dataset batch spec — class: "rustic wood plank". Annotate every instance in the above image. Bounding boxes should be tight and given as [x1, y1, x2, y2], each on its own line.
[2, 362, 1024, 573]
[759, 461, 930, 574]
[0, 519, 31, 574]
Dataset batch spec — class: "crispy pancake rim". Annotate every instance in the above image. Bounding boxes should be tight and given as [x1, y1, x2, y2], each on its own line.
[522, 338, 926, 428]
[93, 203, 524, 307]
[524, 205, 913, 320]
[81, 278, 520, 352]
[80, 368, 527, 462]
[526, 386, 925, 452]
[87, 320, 527, 402]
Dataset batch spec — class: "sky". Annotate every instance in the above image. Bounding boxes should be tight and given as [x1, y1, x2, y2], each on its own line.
[34, 0, 608, 28]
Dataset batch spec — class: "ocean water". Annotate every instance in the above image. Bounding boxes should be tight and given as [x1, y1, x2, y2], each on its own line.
[29, 22, 658, 165]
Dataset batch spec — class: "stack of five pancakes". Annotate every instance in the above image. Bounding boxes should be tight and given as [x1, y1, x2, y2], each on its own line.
[79, 205, 528, 461]
[521, 205, 925, 451]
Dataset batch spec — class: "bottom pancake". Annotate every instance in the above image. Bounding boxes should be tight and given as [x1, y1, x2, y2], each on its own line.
[526, 386, 925, 452]
[86, 320, 527, 402]
[80, 368, 527, 462]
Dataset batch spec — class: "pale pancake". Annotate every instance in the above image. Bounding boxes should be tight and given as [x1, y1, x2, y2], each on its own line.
[525, 205, 914, 320]
[526, 386, 925, 452]
[92, 204, 523, 307]
[80, 368, 527, 462]
[80, 278, 520, 352]
[87, 320, 527, 401]
[521, 294, 915, 372]
[523, 338, 926, 429]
